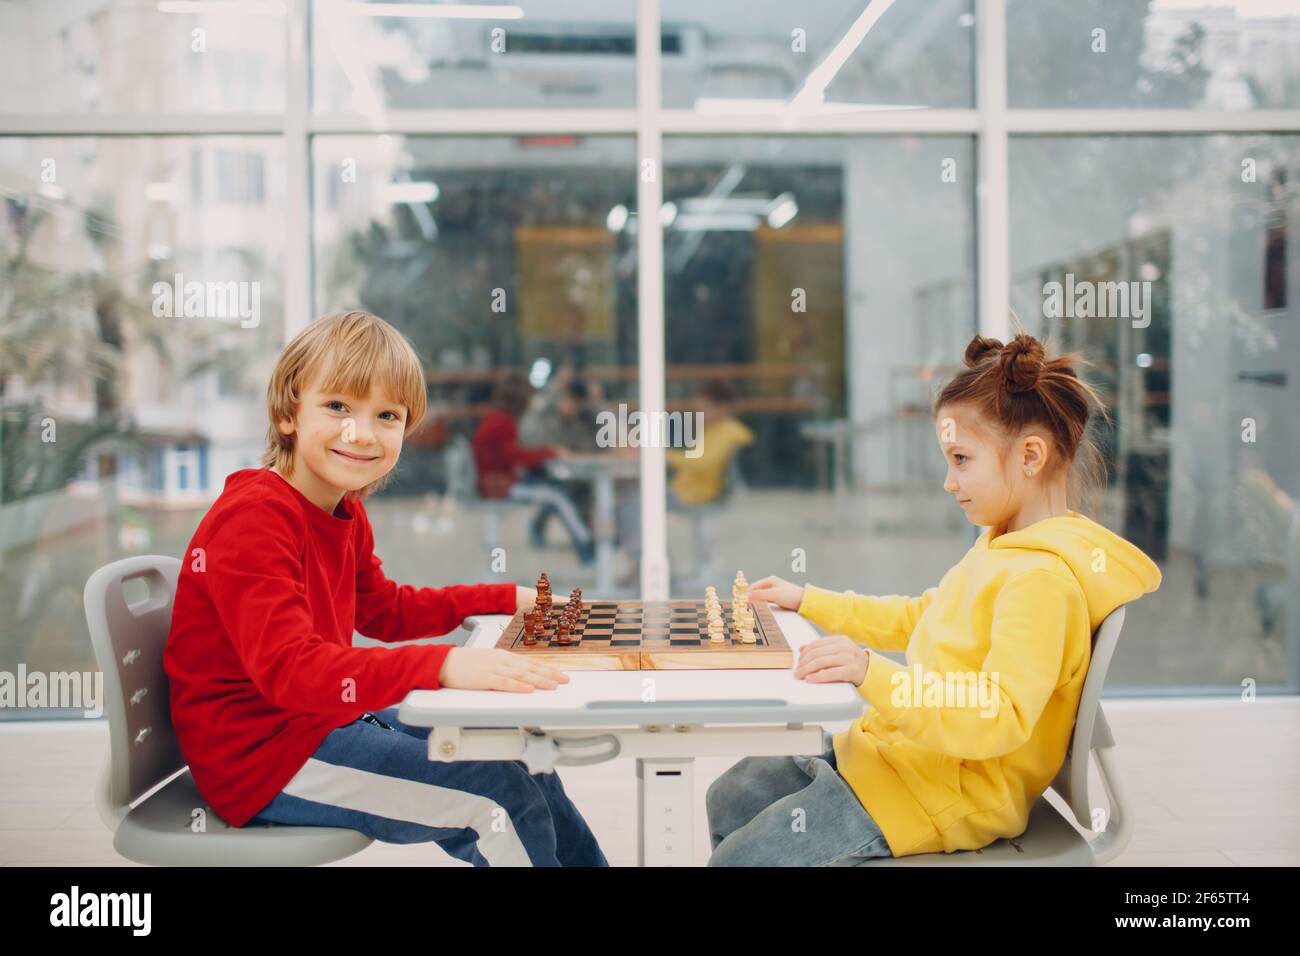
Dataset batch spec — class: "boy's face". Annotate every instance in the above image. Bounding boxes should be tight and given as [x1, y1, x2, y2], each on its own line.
[934, 404, 1023, 529]
[277, 374, 407, 501]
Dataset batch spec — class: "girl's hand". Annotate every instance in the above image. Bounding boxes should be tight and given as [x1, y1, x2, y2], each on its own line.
[794, 635, 870, 686]
[438, 648, 569, 692]
[516, 586, 568, 613]
[750, 575, 806, 611]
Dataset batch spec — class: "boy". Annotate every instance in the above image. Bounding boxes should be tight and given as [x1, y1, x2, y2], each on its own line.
[164, 310, 607, 866]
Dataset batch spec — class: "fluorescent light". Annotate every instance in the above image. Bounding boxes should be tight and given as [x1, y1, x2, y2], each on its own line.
[157, 2, 287, 15]
[681, 196, 771, 215]
[147, 244, 173, 260]
[766, 193, 798, 228]
[659, 201, 677, 227]
[145, 182, 180, 202]
[529, 358, 552, 389]
[1136, 353, 1154, 369]
[672, 213, 760, 232]
[383, 181, 440, 204]
[606, 204, 629, 232]
[38, 183, 66, 201]
[330, 2, 524, 19]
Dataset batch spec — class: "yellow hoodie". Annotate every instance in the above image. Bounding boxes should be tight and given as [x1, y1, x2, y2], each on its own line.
[797, 511, 1161, 857]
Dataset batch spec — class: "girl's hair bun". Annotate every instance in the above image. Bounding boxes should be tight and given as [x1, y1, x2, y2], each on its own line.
[999, 333, 1045, 394]
[964, 335, 1004, 367]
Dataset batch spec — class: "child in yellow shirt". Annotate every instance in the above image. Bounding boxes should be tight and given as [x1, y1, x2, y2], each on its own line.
[707, 333, 1161, 864]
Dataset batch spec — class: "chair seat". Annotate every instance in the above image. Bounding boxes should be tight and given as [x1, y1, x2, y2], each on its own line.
[855, 795, 1097, 866]
[113, 770, 372, 867]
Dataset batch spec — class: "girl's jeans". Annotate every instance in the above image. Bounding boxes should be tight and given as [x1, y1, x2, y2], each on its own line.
[706, 733, 894, 866]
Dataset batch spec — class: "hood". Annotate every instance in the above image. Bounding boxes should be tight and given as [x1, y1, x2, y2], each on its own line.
[984, 511, 1162, 631]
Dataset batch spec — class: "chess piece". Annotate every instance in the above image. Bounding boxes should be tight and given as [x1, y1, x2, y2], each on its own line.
[555, 615, 573, 646]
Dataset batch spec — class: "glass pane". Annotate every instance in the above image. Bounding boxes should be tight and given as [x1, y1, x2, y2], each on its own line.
[0, 136, 285, 709]
[661, 136, 976, 601]
[313, 134, 640, 604]
[312, 0, 637, 112]
[0, 0, 287, 113]
[661, 0, 975, 110]
[1010, 134, 1300, 689]
[1008, 0, 1300, 109]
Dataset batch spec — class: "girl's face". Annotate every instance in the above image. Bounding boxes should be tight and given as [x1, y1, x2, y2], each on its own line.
[277, 374, 407, 511]
[934, 404, 1050, 529]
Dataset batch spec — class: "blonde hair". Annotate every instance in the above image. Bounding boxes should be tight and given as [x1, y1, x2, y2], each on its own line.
[260, 310, 428, 499]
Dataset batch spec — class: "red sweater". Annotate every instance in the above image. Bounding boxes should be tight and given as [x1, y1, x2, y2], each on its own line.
[164, 468, 516, 827]
[472, 409, 556, 498]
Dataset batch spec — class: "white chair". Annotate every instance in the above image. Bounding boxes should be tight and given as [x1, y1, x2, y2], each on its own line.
[856, 605, 1133, 866]
[84, 554, 372, 865]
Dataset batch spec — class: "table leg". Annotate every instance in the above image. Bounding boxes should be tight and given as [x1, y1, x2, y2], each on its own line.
[832, 434, 849, 506]
[636, 757, 696, 867]
[593, 471, 615, 595]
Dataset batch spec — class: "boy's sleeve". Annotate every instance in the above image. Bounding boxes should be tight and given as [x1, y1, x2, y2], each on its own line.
[352, 502, 517, 642]
[203, 501, 452, 715]
[856, 569, 1079, 761]
[797, 583, 937, 652]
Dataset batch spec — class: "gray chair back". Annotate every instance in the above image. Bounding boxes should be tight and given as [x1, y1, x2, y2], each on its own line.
[83, 555, 185, 822]
[1051, 605, 1127, 832]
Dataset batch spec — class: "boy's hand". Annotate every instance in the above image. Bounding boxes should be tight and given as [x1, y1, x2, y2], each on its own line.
[516, 586, 568, 613]
[750, 575, 805, 611]
[794, 635, 870, 686]
[439, 648, 570, 692]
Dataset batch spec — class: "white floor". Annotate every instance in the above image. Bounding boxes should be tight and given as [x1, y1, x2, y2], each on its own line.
[1, 697, 1296, 867]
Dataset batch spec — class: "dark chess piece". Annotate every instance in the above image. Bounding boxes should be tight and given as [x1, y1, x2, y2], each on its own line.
[555, 616, 573, 646]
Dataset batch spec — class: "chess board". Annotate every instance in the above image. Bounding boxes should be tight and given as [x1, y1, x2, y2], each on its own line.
[496, 599, 793, 670]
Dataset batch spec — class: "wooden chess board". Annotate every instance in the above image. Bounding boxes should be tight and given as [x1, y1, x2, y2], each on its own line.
[496, 599, 793, 670]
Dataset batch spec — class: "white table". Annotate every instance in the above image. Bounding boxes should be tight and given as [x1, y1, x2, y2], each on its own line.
[544, 453, 639, 595]
[398, 607, 864, 866]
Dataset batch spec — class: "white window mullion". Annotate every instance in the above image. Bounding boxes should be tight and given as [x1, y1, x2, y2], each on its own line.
[637, 0, 669, 600]
[284, 0, 311, 341]
[977, 0, 1010, 342]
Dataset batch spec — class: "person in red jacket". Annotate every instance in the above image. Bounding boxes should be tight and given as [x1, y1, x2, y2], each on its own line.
[472, 371, 595, 564]
[164, 310, 606, 866]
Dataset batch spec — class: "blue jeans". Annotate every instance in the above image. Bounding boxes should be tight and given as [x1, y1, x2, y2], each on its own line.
[246, 707, 608, 867]
[706, 734, 893, 866]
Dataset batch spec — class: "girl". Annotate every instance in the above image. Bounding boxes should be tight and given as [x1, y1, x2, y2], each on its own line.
[707, 333, 1161, 865]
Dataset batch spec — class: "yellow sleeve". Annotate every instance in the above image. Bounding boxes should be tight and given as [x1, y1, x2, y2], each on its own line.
[797, 583, 937, 652]
[856, 569, 1079, 761]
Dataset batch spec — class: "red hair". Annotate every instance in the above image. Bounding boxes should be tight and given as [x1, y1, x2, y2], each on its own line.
[935, 333, 1109, 505]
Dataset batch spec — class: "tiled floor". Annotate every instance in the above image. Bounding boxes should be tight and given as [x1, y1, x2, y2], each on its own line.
[2, 697, 1296, 867]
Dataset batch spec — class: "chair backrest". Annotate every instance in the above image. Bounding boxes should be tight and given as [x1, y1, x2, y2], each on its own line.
[83, 555, 185, 818]
[1050, 604, 1127, 829]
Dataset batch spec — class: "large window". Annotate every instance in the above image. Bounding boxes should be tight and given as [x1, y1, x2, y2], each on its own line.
[0, 135, 285, 695]
[2, 1, 1298, 717]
